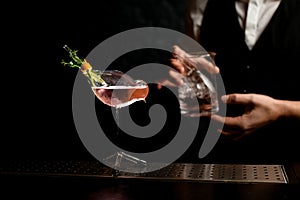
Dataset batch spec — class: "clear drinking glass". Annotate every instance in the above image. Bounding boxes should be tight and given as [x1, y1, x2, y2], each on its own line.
[177, 51, 219, 117]
[62, 45, 149, 175]
[91, 70, 149, 176]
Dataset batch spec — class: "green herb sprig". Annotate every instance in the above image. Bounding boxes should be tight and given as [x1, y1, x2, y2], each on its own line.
[61, 45, 107, 86]
[61, 45, 84, 68]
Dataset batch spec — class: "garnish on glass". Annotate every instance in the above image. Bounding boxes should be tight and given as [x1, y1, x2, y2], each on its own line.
[61, 45, 149, 108]
[61, 45, 108, 87]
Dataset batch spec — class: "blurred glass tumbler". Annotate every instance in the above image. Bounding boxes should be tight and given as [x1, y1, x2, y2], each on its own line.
[177, 51, 219, 117]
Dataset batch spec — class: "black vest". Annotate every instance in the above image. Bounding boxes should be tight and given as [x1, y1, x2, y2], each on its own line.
[192, 0, 300, 163]
[201, 0, 300, 99]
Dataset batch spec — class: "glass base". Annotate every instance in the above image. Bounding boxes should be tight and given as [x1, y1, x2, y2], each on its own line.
[103, 151, 147, 175]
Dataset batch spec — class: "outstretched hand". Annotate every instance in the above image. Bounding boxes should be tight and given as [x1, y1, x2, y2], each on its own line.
[211, 93, 282, 140]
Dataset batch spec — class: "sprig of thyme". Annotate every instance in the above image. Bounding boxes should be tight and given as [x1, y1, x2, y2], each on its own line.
[61, 45, 84, 68]
[61, 44, 108, 86]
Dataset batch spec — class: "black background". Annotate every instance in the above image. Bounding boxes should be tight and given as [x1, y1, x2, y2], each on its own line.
[1, 1, 188, 161]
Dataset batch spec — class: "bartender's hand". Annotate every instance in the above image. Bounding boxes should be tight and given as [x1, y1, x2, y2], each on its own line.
[211, 93, 300, 140]
[171, 45, 219, 74]
[157, 45, 219, 89]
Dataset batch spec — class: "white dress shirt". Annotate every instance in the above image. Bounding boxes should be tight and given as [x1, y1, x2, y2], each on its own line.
[187, 0, 281, 49]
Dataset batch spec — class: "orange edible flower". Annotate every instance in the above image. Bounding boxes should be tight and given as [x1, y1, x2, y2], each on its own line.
[81, 59, 92, 72]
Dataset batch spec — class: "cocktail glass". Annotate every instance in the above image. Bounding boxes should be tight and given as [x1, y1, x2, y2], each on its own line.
[91, 70, 149, 176]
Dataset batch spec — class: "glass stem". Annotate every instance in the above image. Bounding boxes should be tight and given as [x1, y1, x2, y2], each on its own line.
[115, 107, 120, 136]
[113, 107, 121, 177]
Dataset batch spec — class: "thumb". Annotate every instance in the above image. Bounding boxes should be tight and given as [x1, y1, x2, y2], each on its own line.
[221, 94, 251, 105]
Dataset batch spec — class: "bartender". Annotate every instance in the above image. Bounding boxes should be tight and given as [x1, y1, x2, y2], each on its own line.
[163, 0, 300, 164]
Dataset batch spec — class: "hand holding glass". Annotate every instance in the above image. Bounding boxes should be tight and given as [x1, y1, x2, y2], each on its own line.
[172, 46, 219, 117]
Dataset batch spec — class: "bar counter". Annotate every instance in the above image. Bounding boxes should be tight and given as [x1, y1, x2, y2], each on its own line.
[1, 160, 299, 200]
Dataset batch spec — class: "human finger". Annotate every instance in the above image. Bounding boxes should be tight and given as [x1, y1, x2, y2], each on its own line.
[211, 114, 246, 131]
[169, 69, 184, 85]
[156, 79, 178, 89]
[173, 45, 188, 58]
[210, 114, 226, 124]
[196, 58, 220, 74]
[156, 69, 184, 89]
[173, 45, 219, 74]
[170, 58, 185, 74]
[217, 129, 245, 141]
[221, 94, 253, 105]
